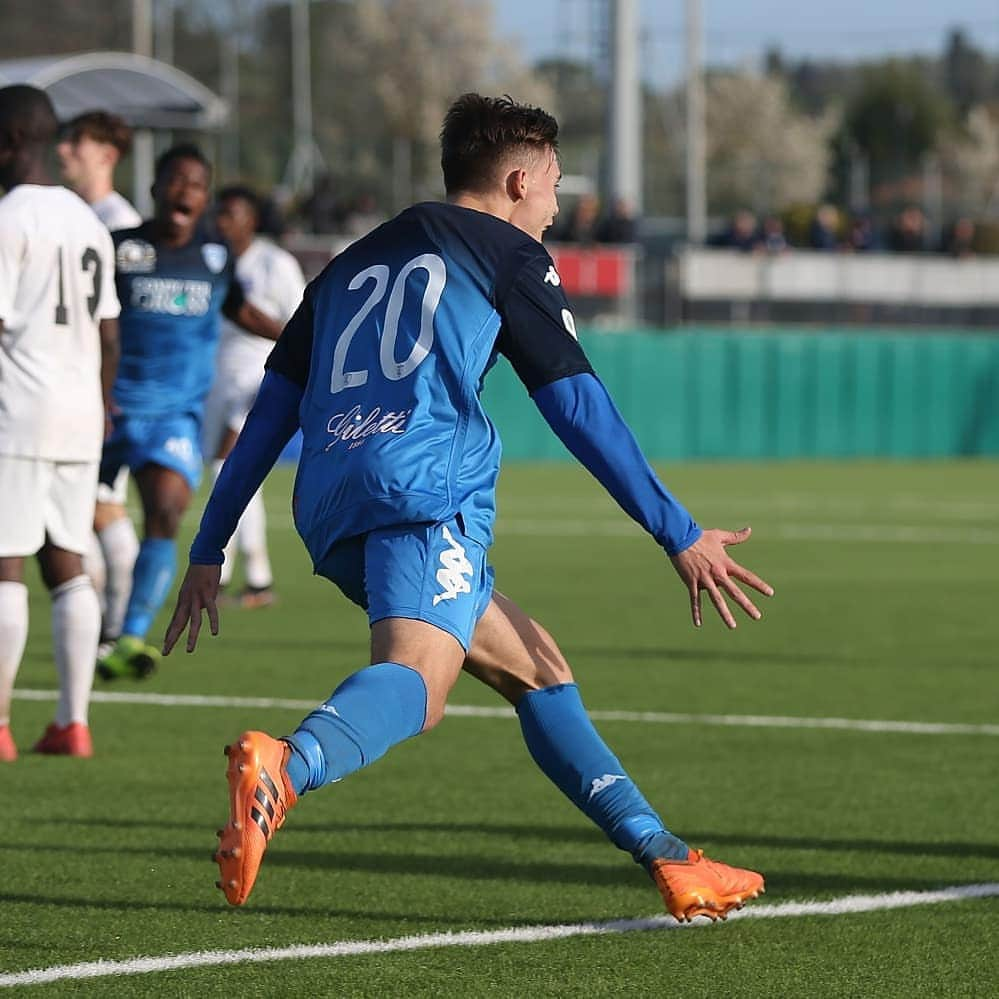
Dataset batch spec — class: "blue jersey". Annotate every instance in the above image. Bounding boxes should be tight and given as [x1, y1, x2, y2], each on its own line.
[267, 202, 591, 567]
[112, 223, 242, 418]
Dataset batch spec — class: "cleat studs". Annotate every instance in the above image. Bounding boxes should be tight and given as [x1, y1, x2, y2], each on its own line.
[238, 763, 246, 773]
[238, 739, 249, 751]
[223, 745, 231, 757]
[230, 847, 241, 858]
[216, 828, 224, 838]
[233, 821, 241, 831]
[227, 879, 237, 889]
[215, 880, 223, 889]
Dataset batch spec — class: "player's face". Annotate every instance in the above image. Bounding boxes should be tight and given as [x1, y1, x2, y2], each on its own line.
[509, 147, 560, 242]
[153, 157, 210, 240]
[56, 135, 111, 187]
[216, 196, 257, 248]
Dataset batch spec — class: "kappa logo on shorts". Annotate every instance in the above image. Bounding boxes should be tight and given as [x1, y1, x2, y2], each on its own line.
[164, 436, 196, 465]
[432, 526, 474, 607]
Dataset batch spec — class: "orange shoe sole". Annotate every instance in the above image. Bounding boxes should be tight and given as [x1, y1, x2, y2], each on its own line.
[214, 731, 297, 906]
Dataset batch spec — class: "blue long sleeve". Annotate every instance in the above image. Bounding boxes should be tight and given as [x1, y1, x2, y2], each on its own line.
[189, 369, 303, 565]
[532, 373, 701, 556]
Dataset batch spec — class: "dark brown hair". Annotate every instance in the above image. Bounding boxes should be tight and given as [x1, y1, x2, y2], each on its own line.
[440, 93, 558, 195]
[62, 110, 133, 157]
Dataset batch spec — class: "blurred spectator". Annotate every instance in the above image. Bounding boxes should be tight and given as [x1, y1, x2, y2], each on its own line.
[940, 217, 976, 259]
[889, 206, 927, 253]
[809, 204, 840, 250]
[557, 193, 600, 243]
[302, 173, 340, 234]
[341, 192, 384, 238]
[712, 209, 758, 252]
[846, 211, 879, 252]
[596, 198, 637, 243]
[759, 215, 788, 254]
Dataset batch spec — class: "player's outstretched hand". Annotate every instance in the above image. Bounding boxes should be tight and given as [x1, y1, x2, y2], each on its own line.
[162, 563, 222, 655]
[669, 527, 774, 629]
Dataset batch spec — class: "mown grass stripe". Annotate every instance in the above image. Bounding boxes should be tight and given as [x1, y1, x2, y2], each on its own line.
[2, 883, 996, 987]
[12, 689, 999, 736]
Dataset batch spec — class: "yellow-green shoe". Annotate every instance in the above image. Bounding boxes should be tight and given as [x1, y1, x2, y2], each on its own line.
[96, 635, 160, 681]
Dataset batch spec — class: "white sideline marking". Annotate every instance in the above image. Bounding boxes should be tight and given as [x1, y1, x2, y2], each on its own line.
[2, 883, 997, 988]
[12, 689, 999, 736]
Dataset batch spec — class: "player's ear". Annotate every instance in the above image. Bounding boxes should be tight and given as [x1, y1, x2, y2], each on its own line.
[505, 167, 528, 203]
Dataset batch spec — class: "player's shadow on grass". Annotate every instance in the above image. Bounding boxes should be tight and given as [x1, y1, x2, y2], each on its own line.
[563, 645, 844, 666]
[681, 830, 999, 860]
[0, 890, 468, 924]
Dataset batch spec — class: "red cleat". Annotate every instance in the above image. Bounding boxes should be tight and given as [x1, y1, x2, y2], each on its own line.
[0, 724, 17, 762]
[651, 849, 765, 922]
[32, 722, 93, 758]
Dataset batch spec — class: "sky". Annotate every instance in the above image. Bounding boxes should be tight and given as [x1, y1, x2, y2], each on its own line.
[493, 0, 999, 88]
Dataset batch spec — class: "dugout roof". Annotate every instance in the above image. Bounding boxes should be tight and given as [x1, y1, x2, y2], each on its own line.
[0, 51, 227, 129]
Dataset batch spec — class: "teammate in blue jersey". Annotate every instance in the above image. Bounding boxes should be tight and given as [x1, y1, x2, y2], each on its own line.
[97, 144, 281, 680]
[163, 95, 775, 922]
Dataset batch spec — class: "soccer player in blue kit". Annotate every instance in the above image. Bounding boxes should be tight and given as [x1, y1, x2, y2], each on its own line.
[164, 96, 775, 922]
[97, 145, 281, 680]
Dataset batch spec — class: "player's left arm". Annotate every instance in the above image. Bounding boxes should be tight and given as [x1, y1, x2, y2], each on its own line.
[98, 318, 119, 432]
[497, 253, 773, 629]
[0, 211, 26, 337]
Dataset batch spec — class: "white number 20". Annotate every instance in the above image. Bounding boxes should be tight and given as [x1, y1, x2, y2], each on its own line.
[330, 253, 446, 394]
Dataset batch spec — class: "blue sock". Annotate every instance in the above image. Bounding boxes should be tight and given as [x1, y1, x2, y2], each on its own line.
[121, 537, 176, 640]
[283, 662, 428, 794]
[517, 683, 688, 870]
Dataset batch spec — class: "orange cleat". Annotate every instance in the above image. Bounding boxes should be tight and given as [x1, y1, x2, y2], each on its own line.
[0, 724, 17, 762]
[32, 722, 93, 758]
[214, 730, 297, 906]
[651, 849, 765, 922]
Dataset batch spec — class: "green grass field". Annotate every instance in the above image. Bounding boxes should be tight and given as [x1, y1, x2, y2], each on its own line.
[3, 460, 998, 996]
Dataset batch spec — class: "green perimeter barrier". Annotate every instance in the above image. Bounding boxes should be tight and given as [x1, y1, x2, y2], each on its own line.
[481, 328, 999, 460]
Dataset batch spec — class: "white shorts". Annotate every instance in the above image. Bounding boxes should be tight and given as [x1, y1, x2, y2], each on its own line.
[202, 366, 262, 460]
[96, 465, 130, 506]
[0, 455, 98, 557]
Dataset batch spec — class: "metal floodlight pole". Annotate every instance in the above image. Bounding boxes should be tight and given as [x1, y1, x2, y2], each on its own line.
[606, 0, 642, 212]
[685, 0, 707, 244]
[283, 0, 324, 196]
[132, 0, 155, 216]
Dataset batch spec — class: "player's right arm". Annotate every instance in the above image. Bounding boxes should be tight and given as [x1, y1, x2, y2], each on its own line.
[495, 250, 773, 629]
[99, 317, 119, 436]
[162, 286, 314, 655]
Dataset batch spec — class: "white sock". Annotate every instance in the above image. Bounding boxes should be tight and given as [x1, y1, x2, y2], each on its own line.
[82, 532, 107, 616]
[0, 581, 29, 727]
[213, 460, 236, 587]
[51, 575, 100, 727]
[98, 517, 139, 640]
[239, 489, 273, 589]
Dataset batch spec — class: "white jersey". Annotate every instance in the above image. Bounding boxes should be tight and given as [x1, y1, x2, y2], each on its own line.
[0, 185, 120, 462]
[90, 190, 142, 232]
[216, 238, 306, 377]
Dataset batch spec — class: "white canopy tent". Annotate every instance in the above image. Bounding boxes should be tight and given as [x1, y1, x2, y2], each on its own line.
[0, 51, 228, 214]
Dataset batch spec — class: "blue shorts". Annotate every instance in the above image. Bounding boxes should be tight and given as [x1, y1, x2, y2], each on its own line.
[100, 412, 204, 491]
[316, 516, 494, 651]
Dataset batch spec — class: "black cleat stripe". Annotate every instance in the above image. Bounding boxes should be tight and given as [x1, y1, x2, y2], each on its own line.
[254, 786, 275, 820]
[259, 767, 281, 804]
[250, 806, 270, 838]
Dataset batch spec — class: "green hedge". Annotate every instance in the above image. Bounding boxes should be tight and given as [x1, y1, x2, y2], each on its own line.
[482, 328, 999, 460]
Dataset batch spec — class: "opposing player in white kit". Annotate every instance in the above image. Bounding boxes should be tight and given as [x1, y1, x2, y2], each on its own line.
[0, 86, 120, 760]
[57, 110, 142, 654]
[203, 186, 305, 606]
